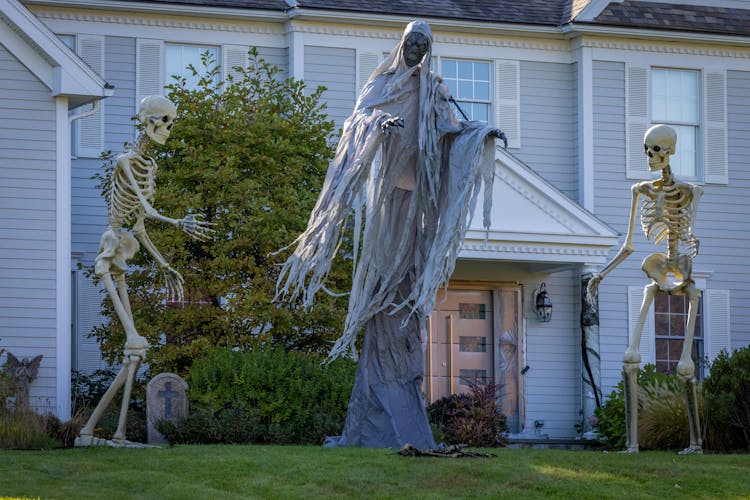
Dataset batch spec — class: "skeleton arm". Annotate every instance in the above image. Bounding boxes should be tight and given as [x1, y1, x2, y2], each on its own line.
[586, 184, 642, 306]
[121, 157, 213, 241]
[132, 214, 184, 301]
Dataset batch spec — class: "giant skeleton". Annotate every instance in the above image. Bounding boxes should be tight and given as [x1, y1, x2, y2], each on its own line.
[587, 124, 704, 454]
[76, 96, 212, 447]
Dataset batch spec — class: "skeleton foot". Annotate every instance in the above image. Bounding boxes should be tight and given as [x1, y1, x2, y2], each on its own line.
[678, 445, 703, 455]
[75, 434, 157, 448]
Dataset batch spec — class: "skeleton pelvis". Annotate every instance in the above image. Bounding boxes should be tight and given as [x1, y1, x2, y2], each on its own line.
[95, 229, 140, 277]
[641, 252, 692, 292]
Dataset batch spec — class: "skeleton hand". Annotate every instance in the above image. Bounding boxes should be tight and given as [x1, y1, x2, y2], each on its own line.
[380, 116, 404, 135]
[164, 265, 184, 302]
[687, 235, 700, 258]
[585, 275, 603, 308]
[488, 128, 508, 148]
[178, 213, 214, 241]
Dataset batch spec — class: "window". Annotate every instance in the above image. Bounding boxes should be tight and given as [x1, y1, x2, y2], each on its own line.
[651, 68, 700, 179]
[654, 292, 704, 379]
[58, 34, 75, 50]
[441, 59, 490, 123]
[165, 44, 219, 90]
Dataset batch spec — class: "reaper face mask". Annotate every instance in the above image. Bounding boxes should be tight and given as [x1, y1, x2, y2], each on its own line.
[402, 31, 429, 68]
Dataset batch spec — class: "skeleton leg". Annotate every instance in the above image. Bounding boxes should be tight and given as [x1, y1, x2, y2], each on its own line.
[677, 284, 703, 455]
[113, 354, 142, 442]
[76, 363, 129, 445]
[100, 271, 148, 351]
[622, 282, 659, 453]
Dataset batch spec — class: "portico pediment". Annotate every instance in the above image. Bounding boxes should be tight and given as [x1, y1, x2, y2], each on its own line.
[461, 147, 619, 265]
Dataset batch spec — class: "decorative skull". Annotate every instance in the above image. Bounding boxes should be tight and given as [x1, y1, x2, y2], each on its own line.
[643, 124, 677, 172]
[137, 95, 177, 145]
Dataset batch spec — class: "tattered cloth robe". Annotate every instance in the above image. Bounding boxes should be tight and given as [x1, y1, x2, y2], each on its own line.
[277, 21, 497, 448]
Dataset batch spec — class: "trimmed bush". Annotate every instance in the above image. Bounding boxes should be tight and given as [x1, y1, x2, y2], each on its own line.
[703, 347, 750, 451]
[161, 348, 356, 444]
[427, 381, 507, 447]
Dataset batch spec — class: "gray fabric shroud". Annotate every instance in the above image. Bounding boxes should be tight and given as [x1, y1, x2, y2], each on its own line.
[277, 21, 497, 448]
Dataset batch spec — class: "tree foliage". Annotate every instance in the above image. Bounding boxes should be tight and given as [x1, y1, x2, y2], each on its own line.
[92, 50, 349, 374]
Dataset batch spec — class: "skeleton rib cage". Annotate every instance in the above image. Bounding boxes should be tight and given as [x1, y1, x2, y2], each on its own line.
[639, 182, 697, 257]
[106, 152, 157, 231]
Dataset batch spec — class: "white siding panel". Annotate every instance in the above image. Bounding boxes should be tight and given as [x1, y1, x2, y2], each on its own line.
[515, 61, 578, 201]
[523, 270, 580, 438]
[304, 46, 355, 132]
[0, 43, 58, 413]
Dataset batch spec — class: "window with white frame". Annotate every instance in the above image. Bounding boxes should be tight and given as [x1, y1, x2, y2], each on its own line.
[165, 44, 219, 90]
[441, 59, 491, 123]
[651, 68, 700, 179]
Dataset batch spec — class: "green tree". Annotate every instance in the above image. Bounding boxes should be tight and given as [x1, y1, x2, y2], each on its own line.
[92, 50, 349, 374]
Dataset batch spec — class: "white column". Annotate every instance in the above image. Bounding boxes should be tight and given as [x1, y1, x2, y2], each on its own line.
[55, 96, 72, 421]
[581, 263, 601, 431]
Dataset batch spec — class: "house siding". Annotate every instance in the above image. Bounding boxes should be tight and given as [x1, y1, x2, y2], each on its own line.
[0, 43, 58, 408]
[516, 61, 579, 202]
[72, 36, 135, 263]
[592, 59, 642, 392]
[304, 45, 355, 131]
[710, 69, 750, 350]
[523, 270, 581, 437]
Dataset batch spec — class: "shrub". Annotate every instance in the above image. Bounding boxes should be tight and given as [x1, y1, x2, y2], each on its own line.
[0, 407, 61, 449]
[161, 348, 356, 445]
[427, 381, 507, 448]
[595, 364, 681, 450]
[638, 378, 702, 451]
[703, 347, 750, 451]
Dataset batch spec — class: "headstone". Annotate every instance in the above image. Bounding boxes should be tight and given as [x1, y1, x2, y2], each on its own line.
[146, 372, 188, 444]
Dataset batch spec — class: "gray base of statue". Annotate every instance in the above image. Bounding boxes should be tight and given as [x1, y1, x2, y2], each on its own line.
[326, 308, 436, 449]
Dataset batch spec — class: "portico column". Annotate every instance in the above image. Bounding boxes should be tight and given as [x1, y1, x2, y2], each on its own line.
[581, 264, 601, 432]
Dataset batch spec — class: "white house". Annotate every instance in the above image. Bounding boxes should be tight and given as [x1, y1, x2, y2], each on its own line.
[1, 0, 747, 437]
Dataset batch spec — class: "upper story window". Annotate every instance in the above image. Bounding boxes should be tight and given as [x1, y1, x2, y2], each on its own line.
[165, 44, 219, 90]
[441, 59, 491, 123]
[651, 68, 700, 179]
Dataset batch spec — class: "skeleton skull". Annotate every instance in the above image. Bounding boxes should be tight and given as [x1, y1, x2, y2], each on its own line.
[137, 95, 177, 145]
[643, 124, 677, 172]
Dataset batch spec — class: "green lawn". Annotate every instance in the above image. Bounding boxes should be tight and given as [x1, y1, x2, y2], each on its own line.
[1, 445, 748, 499]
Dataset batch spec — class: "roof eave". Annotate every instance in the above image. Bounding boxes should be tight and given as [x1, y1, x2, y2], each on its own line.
[23, 0, 289, 22]
[564, 21, 750, 47]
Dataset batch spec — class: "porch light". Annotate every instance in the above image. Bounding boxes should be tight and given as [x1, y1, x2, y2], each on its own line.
[535, 282, 552, 322]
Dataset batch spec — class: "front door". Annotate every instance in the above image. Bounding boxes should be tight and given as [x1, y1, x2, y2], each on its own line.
[424, 286, 523, 432]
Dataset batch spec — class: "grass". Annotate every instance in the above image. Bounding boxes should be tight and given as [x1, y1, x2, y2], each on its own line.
[1, 445, 749, 499]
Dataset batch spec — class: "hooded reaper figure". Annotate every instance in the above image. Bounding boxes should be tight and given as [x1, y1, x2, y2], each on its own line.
[277, 21, 504, 448]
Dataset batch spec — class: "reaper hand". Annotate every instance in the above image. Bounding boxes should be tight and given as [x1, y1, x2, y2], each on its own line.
[488, 128, 508, 148]
[380, 116, 404, 135]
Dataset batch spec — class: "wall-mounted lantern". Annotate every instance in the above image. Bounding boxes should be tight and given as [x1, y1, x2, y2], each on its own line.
[535, 282, 552, 322]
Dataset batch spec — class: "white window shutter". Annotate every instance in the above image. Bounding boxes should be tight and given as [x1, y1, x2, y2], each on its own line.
[223, 45, 248, 83]
[495, 59, 520, 149]
[75, 272, 106, 374]
[357, 51, 381, 97]
[626, 64, 650, 180]
[704, 71, 728, 184]
[705, 289, 731, 367]
[628, 285, 654, 367]
[76, 35, 104, 158]
[136, 39, 164, 110]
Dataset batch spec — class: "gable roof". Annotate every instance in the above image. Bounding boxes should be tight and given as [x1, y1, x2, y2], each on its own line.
[460, 148, 619, 269]
[587, 1, 750, 37]
[2, 0, 112, 107]
[294, 0, 572, 26]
